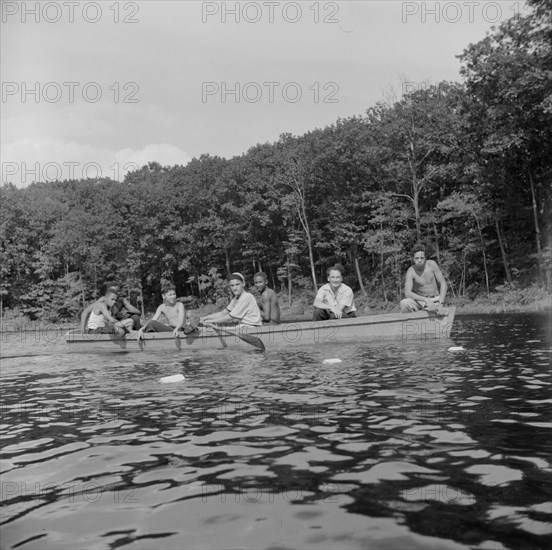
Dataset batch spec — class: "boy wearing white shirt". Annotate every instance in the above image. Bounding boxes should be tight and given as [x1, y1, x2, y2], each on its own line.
[313, 265, 357, 321]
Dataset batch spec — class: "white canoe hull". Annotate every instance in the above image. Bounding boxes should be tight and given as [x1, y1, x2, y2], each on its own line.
[64, 307, 456, 353]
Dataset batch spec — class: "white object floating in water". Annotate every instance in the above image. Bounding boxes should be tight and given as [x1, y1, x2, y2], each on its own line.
[323, 358, 342, 364]
[448, 346, 465, 352]
[159, 374, 185, 383]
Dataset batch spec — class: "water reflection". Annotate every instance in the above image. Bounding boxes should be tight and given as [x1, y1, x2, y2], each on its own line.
[1, 313, 551, 549]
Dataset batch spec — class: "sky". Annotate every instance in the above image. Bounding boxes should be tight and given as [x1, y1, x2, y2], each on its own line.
[1, 0, 529, 187]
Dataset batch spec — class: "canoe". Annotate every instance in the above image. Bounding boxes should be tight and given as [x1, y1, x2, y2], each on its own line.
[64, 307, 455, 353]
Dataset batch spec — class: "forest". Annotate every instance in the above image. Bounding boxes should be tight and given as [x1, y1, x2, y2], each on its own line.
[1, 0, 550, 322]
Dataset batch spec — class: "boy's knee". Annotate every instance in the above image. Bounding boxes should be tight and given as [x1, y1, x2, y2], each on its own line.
[313, 308, 329, 321]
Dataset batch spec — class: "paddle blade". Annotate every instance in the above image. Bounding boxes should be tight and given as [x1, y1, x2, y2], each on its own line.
[239, 333, 265, 352]
[200, 322, 265, 351]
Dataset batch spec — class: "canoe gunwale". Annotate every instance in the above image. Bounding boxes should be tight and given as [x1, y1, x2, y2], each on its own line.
[64, 307, 455, 353]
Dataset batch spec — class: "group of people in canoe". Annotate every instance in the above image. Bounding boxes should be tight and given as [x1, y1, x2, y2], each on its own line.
[80, 243, 447, 336]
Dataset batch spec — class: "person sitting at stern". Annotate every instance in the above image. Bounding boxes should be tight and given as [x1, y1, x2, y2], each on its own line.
[400, 243, 447, 313]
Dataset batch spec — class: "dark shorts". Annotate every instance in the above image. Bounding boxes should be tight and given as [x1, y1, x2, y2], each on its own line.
[142, 320, 199, 334]
[86, 322, 118, 334]
[313, 308, 356, 322]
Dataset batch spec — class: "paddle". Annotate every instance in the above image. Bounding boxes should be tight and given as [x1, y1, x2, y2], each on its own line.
[201, 322, 265, 352]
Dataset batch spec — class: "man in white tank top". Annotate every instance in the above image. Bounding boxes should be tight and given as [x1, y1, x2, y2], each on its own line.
[86, 290, 134, 335]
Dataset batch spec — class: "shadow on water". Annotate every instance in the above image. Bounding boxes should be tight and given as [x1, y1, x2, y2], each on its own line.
[0, 313, 551, 549]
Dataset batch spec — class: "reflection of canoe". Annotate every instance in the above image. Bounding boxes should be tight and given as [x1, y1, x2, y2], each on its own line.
[64, 307, 455, 353]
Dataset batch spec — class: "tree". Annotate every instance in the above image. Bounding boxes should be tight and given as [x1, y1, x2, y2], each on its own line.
[438, 192, 492, 296]
[366, 82, 466, 242]
[363, 192, 411, 302]
[273, 135, 319, 290]
[459, 0, 552, 284]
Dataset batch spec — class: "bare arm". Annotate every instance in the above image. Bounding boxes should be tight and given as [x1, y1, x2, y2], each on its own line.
[432, 261, 448, 304]
[260, 292, 271, 322]
[138, 305, 162, 330]
[404, 268, 417, 300]
[80, 304, 93, 332]
[134, 305, 163, 339]
[150, 305, 163, 322]
[200, 310, 236, 325]
[270, 293, 281, 322]
[97, 303, 119, 323]
[122, 298, 141, 315]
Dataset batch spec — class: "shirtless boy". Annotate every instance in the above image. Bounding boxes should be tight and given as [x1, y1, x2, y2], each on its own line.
[400, 244, 447, 313]
[136, 283, 186, 339]
[253, 272, 280, 323]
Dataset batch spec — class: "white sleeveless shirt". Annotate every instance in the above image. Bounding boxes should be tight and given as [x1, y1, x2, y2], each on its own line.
[87, 311, 106, 329]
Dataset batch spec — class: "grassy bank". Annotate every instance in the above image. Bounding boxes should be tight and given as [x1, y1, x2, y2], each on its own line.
[274, 284, 551, 320]
[1, 285, 550, 331]
[449, 285, 551, 314]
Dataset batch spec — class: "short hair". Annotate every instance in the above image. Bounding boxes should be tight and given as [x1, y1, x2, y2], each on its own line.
[412, 243, 427, 256]
[103, 281, 120, 294]
[254, 272, 268, 281]
[327, 264, 344, 276]
[161, 282, 176, 294]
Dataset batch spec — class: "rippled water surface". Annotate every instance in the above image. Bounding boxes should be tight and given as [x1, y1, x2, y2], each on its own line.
[1, 313, 551, 549]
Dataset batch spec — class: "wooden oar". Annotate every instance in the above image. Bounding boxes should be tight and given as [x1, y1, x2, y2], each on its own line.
[201, 322, 265, 352]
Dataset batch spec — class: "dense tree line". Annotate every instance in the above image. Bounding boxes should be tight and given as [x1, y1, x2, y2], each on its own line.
[1, 0, 550, 321]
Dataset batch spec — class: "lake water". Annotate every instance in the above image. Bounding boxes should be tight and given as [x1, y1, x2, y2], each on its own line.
[1, 313, 551, 549]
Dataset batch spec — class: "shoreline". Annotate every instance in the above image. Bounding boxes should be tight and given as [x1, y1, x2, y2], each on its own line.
[451, 303, 552, 315]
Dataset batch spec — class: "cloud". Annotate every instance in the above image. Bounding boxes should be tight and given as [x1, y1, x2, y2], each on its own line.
[115, 144, 192, 171]
[1, 138, 191, 187]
